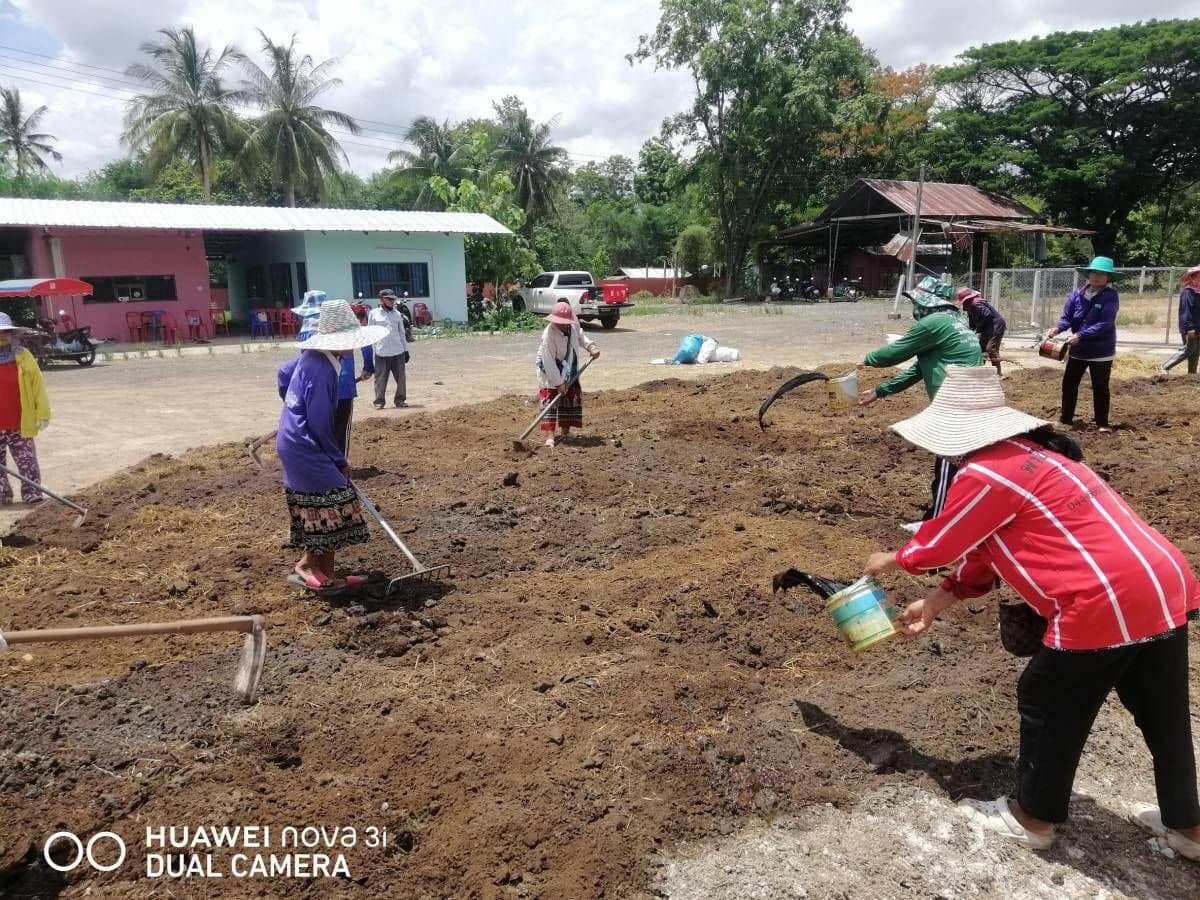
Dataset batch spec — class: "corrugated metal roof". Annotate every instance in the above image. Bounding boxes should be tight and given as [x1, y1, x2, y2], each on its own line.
[858, 180, 1034, 219]
[0, 197, 511, 235]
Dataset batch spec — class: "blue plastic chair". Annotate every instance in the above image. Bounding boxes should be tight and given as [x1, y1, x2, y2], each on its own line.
[250, 309, 273, 339]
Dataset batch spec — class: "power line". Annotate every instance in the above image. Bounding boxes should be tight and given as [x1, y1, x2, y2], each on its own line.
[0, 51, 623, 163]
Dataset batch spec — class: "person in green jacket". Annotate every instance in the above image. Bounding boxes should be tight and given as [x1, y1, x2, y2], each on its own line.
[857, 279, 983, 523]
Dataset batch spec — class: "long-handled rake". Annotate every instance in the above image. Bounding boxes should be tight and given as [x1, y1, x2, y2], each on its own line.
[0, 615, 267, 704]
[0, 464, 87, 527]
[353, 484, 450, 592]
[511, 355, 596, 450]
[247, 430, 277, 469]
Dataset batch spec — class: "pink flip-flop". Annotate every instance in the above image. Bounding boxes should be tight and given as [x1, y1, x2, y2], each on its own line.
[288, 571, 340, 593]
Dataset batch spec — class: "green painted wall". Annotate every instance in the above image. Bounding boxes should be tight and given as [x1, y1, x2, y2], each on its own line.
[302, 232, 467, 322]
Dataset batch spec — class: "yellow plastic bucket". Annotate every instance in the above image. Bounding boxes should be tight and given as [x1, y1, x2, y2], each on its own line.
[825, 577, 899, 652]
[826, 370, 858, 408]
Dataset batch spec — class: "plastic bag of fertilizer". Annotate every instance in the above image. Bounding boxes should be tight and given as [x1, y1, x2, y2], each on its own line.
[672, 333, 706, 364]
[696, 337, 719, 364]
[712, 346, 740, 362]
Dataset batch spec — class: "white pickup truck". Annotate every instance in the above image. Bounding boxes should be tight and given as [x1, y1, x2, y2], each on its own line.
[511, 271, 632, 330]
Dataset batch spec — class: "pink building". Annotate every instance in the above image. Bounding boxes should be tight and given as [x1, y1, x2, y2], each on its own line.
[0, 198, 510, 341]
[19, 225, 213, 342]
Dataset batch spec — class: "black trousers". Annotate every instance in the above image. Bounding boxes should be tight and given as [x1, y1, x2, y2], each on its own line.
[334, 399, 354, 457]
[1061, 358, 1112, 427]
[924, 456, 957, 520]
[1163, 335, 1200, 374]
[1016, 625, 1199, 828]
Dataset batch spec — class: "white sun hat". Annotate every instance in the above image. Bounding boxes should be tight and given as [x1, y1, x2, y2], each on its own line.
[297, 299, 388, 351]
[891, 364, 1049, 457]
[0, 312, 26, 332]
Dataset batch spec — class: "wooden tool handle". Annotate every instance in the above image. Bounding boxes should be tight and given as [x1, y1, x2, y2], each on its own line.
[2, 615, 262, 646]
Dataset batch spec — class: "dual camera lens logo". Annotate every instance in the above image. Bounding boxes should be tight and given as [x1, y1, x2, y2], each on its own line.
[43, 831, 127, 873]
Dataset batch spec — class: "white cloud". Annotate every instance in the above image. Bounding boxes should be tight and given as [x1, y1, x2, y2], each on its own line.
[3, 0, 1196, 180]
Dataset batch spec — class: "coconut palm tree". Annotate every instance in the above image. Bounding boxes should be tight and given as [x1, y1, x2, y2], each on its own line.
[239, 31, 360, 207]
[387, 116, 471, 209]
[0, 86, 62, 178]
[492, 100, 567, 227]
[123, 27, 244, 201]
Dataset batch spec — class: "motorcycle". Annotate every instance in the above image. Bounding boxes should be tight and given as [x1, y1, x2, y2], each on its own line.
[27, 318, 97, 367]
[831, 277, 863, 302]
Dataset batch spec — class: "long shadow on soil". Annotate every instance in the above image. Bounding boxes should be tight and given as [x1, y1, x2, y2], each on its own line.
[795, 701, 1013, 798]
[796, 702, 1200, 898]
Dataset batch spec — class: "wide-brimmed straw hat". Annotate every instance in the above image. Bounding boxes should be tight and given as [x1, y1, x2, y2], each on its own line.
[298, 299, 388, 351]
[0, 312, 24, 332]
[546, 301, 577, 326]
[891, 365, 1049, 457]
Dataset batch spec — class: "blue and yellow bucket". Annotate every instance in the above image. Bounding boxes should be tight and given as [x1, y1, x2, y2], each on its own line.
[825, 577, 899, 652]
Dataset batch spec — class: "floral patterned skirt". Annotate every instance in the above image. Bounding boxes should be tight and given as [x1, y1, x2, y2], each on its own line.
[538, 384, 584, 432]
[284, 484, 369, 553]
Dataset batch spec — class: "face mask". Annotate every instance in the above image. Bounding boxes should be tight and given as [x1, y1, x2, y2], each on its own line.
[0, 337, 19, 364]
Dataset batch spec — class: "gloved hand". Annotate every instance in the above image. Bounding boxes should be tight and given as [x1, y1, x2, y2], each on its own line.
[403, 351, 410, 364]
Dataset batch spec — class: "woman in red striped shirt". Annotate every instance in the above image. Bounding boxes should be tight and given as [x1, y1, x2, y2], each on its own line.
[864, 365, 1200, 859]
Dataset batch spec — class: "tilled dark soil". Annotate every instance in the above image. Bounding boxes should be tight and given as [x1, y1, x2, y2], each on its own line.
[1, 364, 1198, 898]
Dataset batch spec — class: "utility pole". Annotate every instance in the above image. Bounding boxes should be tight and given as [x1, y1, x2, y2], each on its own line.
[906, 164, 926, 290]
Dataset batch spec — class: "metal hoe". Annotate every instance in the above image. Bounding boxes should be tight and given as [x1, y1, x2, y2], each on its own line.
[0, 463, 87, 527]
[512, 354, 596, 449]
[247, 430, 277, 469]
[0, 615, 267, 704]
[353, 484, 450, 592]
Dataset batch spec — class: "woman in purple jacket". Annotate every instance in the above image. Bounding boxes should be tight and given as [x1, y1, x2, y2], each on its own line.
[1162, 265, 1200, 375]
[276, 300, 387, 592]
[1047, 256, 1121, 434]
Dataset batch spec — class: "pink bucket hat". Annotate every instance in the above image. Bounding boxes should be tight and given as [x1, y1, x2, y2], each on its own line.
[546, 301, 576, 325]
[955, 287, 982, 309]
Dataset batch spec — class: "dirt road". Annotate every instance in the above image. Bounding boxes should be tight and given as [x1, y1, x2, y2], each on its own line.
[19, 304, 902, 498]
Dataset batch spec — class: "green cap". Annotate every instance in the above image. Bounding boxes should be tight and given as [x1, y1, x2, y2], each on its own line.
[1077, 256, 1121, 279]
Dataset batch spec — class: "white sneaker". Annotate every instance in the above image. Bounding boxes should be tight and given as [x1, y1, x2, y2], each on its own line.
[1132, 805, 1200, 862]
[958, 797, 1056, 850]
[901, 522, 921, 535]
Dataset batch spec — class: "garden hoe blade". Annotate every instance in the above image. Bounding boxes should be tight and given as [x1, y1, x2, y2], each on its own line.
[0, 463, 88, 527]
[353, 484, 451, 593]
[758, 372, 829, 430]
[233, 616, 267, 705]
[247, 430, 276, 469]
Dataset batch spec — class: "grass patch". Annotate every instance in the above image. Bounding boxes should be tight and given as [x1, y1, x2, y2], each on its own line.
[1117, 310, 1158, 327]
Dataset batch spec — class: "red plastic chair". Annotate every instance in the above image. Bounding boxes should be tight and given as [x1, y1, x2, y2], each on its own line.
[275, 308, 297, 338]
[158, 313, 180, 346]
[412, 302, 433, 326]
[125, 311, 145, 343]
[184, 309, 208, 341]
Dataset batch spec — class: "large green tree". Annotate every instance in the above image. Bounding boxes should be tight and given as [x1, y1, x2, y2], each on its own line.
[388, 116, 473, 209]
[634, 0, 873, 296]
[123, 27, 244, 200]
[429, 171, 538, 300]
[936, 20, 1200, 255]
[491, 96, 568, 228]
[239, 31, 360, 206]
[0, 86, 62, 178]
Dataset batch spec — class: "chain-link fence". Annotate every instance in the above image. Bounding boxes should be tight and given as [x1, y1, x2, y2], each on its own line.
[980, 266, 1185, 347]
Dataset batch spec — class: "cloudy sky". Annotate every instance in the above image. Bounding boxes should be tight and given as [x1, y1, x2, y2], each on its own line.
[1, 0, 1195, 180]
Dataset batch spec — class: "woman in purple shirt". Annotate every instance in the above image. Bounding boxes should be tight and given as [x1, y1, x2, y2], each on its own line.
[1047, 256, 1121, 434]
[276, 300, 387, 592]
